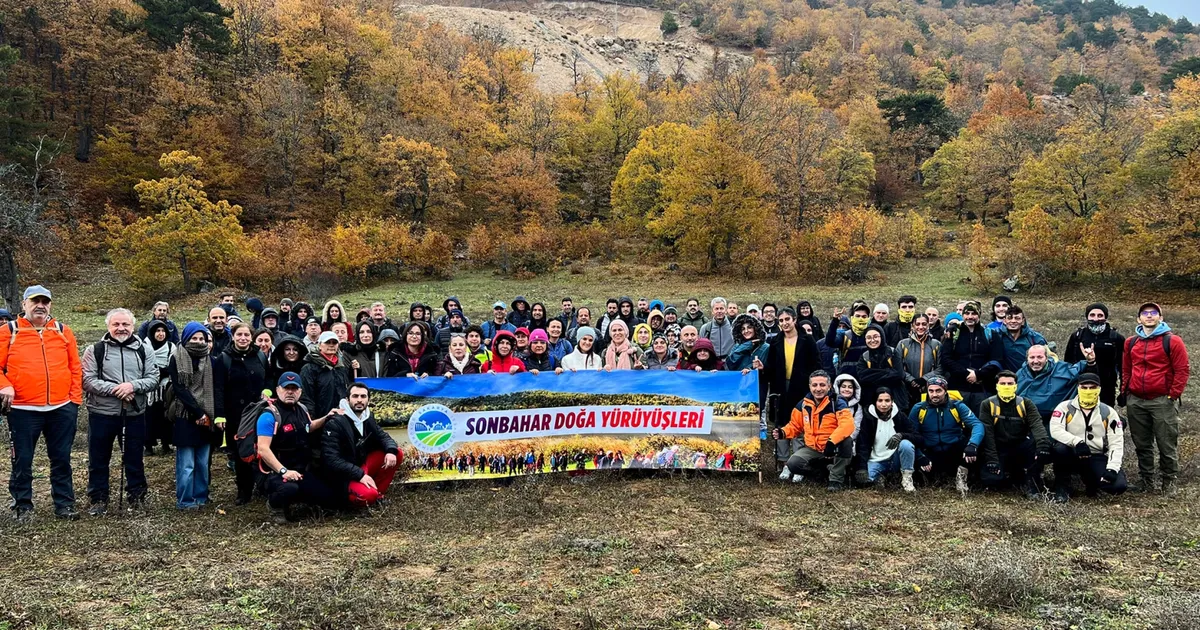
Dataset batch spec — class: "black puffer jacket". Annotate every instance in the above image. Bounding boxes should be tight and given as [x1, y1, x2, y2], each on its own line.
[299, 351, 351, 418]
[321, 411, 399, 487]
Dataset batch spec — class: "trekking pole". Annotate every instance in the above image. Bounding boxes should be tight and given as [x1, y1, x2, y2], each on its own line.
[117, 402, 127, 512]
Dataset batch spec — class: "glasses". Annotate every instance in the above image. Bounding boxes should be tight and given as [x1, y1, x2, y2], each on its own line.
[1140, 310, 1160, 317]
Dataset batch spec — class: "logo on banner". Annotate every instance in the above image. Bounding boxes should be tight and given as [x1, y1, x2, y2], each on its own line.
[409, 404, 456, 453]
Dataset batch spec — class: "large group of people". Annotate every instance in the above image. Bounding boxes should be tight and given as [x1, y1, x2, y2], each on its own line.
[0, 285, 1189, 524]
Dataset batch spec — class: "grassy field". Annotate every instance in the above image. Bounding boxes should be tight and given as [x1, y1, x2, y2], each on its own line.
[3, 259, 1199, 629]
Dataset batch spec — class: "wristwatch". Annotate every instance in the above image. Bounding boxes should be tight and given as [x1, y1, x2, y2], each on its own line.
[278, 467, 288, 475]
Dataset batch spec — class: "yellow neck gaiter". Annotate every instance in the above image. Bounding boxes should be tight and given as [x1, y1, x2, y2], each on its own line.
[850, 316, 869, 335]
[1078, 388, 1100, 409]
[996, 384, 1017, 402]
[899, 310, 915, 323]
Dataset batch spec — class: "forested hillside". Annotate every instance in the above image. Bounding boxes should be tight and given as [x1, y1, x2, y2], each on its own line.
[0, 0, 1198, 304]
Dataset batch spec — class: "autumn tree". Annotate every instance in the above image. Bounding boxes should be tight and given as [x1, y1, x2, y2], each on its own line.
[610, 122, 691, 224]
[109, 151, 244, 293]
[375, 135, 458, 225]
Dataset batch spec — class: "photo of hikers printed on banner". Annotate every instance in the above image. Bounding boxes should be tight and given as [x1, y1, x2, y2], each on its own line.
[361, 371, 761, 482]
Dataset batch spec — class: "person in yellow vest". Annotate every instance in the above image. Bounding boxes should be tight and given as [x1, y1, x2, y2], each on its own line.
[1049, 372, 1126, 503]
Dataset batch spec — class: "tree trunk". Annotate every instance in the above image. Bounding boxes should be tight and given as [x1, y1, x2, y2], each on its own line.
[0, 247, 19, 311]
[178, 248, 192, 293]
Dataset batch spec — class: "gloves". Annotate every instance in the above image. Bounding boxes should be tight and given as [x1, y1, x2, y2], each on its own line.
[963, 444, 977, 458]
[1035, 449, 1051, 463]
[886, 434, 903, 449]
[824, 440, 837, 456]
[854, 469, 871, 486]
[1101, 469, 1118, 484]
[1074, 442, 1091, 458]
[985, 463, 1001, 477]
[1117, 392, 1128, 407]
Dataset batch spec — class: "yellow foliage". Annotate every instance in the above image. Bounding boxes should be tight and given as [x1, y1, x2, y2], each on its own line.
[791, 206, 904, 282]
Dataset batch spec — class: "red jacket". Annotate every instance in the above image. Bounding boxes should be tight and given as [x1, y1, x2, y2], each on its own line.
[1122, 332, 1189, 400]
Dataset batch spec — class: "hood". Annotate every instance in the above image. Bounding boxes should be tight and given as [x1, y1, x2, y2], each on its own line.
[649, 300, 664, 313]
[273, 335, 309, 360]
[442, 295, 461, 314]
[1135, 321, 1172, 339]
[182, 321, 210, 343]
[632, 323, 653, 348]
[834, 373, 861, 407]
[693, 337, 716, 354]
[732, 313, 765, 342]
[322, 299, 346, 322]
[796, 300, 814, 317]
[246, 297, 264, 314]
[260, 307, 280, 326]
[869, 402, 899, 421]
[145, 319, 171, 344]
[511, 296, 529, 311]
[491, 329, 518, 356]
[378, 328, 400, 345]
[291, 302, 314, 322]
[618, 296, 634, 309]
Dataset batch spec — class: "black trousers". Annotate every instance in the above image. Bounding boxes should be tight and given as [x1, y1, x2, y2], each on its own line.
[87, 411, 147, 503]
[1052, 443, 1127, 495]
[261, 470, 340, 510]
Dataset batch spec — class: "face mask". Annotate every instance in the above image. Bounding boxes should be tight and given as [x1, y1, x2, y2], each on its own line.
[899, 311, 915, 323]
[850, 316, 869, 335]
[1078, 388, 1100, 409]
[1088, 322, 1107, 335]
[996, 384, 1017, 402]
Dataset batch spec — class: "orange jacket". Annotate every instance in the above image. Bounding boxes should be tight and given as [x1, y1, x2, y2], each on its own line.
[0, 317, 83, 407]
[781, 395, 855, 450]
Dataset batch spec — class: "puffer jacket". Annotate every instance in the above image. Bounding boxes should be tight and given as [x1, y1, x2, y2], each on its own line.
[1122, 325, 1190, 400]
[1016, 358, 1095, 419]
[856, 344, 908, 411]
[780, 394, 855, 451]
[0, 317, 82, 408]
[81, 333, 160, 415]
[641, 347, 679, 370]
[907, 398, 983, 454]
[977, 394, 1050, 466]
[300, 351, 351, 418]
[895, 334, 943, 385]
[997, 323, 1047, 371]
[1050, 397, 1124, 471]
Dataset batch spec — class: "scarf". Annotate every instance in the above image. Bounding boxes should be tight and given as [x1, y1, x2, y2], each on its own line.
[605, 337, 635, 370]
[449, 352, 471, 374]
[340, 398, 369, 435]
[406, 344, 426, 372]
[850, 316, 870, 336]
[174, 342, 215, 420]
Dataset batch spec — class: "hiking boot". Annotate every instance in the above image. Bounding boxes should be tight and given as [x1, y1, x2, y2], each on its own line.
[955, 466, 970, 494]
[88, 502, 108, 517]
[1023, 479, 1042, 501]
[791, 473, 805, 484]
[12, 508, 33, 524]
[901, 470, 916, 493]
[55, 506, 81, 521]
[826, 481, 845, 492]
[269, 506, 290, 525]
[778, 467, 792, 481]
[144, 445, 155, 457]
[1129, 476, 1155, 493]
[127, 494, 148, 509]
[1052, 488, 1070, 504]
[1161, 479, 1178, 497]
[235, 496, 251, 507]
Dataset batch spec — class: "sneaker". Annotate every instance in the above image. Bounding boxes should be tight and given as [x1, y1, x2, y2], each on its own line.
[55, 506, 81, 521]
[12, 508, 34, 524]
[901, 470, 916, 493]
[826, 481, 845, 492]
[955, 466, 970, 494]
[778, 468, 792, 482]
[1052, 488, 1070, 504]
[791, 473, 805, 484]
[88, 502, 108, 517]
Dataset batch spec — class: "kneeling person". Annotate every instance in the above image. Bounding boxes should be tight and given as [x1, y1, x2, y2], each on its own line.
[1049, 373, 1126, 503]
[257, 373, 339, 523]
[978, 371, 1051, 498]
[908, 376, 983, 492]
[773, 370, 855, 491]
[322, 383, 401, 507]
[854, 388, 918, 492]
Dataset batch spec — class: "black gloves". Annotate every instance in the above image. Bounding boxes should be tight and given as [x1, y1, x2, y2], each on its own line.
[824, 440, 837, 456]
[1117, 393, 1128, 407]
[1101, 469, 1118, 484]
[1074, 442, 1091, 458]
[985, 463, 1001, 476]
[886, 434, 903, 449]
[1035, 449, 1051, 463]
[963, 444, 977, 458]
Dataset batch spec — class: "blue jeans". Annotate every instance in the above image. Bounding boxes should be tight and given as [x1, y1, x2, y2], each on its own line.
[8, 404, 78, 511]
[175, 443, 212, 509]
[866, 440, 916, 481]
[87, 412, 147, 504]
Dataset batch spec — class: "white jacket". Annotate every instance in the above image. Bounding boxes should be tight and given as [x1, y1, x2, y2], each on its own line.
[560, 350, 603, 371]
[1049, 397, 1124, 471]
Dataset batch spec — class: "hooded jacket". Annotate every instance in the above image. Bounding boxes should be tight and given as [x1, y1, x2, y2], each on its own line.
[978, 394, 1049, 467]
[1050, 397, 1124, 471]
[269, 336, 309, 384]
[825, 318, 868, 377]
[780, 394, 854, 451]
[699, 316, 735, 359]
[725, 314, 768, 371]
[795, 301, 825, 338]
[82, 333, 160, 416]
[258, 308, 289, 344]
[300, 350, 351, 418]
[435, 296, 470, 331]
[481, 330, 527, 374]
[856, 339, 908, 412]
[907, 397, 983, 454]
[1016, 358, 1096, 418]
[1121, 323, 1189, 400]
[286, 302, 315, 336]
[854, 401, 919, 471]
[641, 346, 679, 370]
[646, 309, 666, 332]
[833, 373, 863, 439]
[941, 323, 1003, 394]
[678, 338, 724, 371]
[507, 296, 532, 329]
[137, 317, 179, 345]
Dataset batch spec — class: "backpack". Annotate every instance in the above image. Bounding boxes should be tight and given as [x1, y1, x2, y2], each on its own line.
[918, 401, 962, 425]
[1061, 402, 1118, 452]
[987, 396, 1027, 424]
[1126, 333, 1172, 362]
[6, 320, 65, 348]
[234, 398, 279, 465]
[92, 339, 148, 385]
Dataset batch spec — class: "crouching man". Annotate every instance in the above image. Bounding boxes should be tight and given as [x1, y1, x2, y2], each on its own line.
[908, 376, 983, 493]
[256, 372, 340, 523]
[321, 383, 401, 507]
[773, 370, 855, 491]
[1049, 372, 1126, 503]
[978, 370, 1052, 499]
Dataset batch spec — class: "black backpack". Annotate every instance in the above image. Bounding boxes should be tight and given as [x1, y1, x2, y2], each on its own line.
[235, 398, 278, 465]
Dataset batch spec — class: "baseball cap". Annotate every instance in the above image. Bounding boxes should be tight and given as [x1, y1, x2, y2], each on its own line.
[23, 285, 51, 301]
[278, 372, 302, 388]
[492, 301, 506, 310]
[747, 304, 760, 313]
[318, 331, 339, 345]
[1078, 372, 1101, 386]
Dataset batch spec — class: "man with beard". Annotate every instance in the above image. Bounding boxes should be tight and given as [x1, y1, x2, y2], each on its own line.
[0, 285, 84, 522]
[258, 308, 287, 344]
[680, 298, 708, 330]
[256, 372, 341, 523]
[435, 310, 467, 357]
[567, 307, 593, 346]
[636, 298, 650, 323]
[1064, 303, 1124, 406]
[207, 307, 232, 355]
[698, 297, 734, 360]
[321, 384, 400, 508]
[556, 297, 577, 331]
[907, 376, 984, 493]
[137, 301, 179, 344]
[82, 308, 160, 515]
[597, 299, 620, 340]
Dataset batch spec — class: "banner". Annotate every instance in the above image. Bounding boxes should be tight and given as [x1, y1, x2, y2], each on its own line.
[364, 371, 761, 482]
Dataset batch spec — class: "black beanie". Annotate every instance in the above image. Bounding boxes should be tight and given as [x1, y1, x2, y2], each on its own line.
[993, 295, 1012, 308]
[1084, 302, 1108, 318]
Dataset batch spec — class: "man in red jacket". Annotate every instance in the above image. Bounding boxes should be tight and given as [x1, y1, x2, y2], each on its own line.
[0, 285, 84, 522]
[1121, 302, 1190, 495]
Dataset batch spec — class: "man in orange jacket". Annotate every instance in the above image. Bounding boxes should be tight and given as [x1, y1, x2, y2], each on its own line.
[0, 285, 83, 523]
[773, 369, 856, 491]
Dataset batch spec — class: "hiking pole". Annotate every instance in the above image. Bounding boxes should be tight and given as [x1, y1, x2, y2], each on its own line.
[117, 402, 127, 512]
